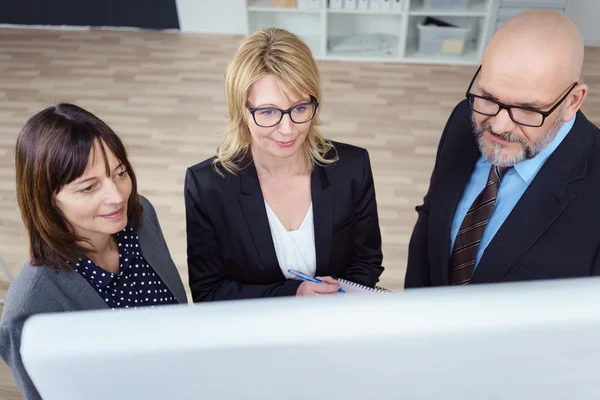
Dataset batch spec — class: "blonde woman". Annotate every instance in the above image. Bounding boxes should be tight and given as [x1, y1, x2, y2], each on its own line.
[184, 28, 384, 301]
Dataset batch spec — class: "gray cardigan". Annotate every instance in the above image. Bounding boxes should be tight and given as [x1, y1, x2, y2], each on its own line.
[0, 196, 188, 400]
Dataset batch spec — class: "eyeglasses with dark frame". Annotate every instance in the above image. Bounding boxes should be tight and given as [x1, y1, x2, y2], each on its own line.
[465, 65, 578, 128]
[246, 96, 319, 128]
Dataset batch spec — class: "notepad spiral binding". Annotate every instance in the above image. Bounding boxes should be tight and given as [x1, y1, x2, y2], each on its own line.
[338, 278, 393, 294]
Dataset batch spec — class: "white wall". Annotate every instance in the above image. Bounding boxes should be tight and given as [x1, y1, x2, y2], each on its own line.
[176, 0, 247, 34]
[567, 0, 600, 46]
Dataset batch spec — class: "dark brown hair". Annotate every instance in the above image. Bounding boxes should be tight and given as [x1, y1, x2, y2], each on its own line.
[15, 103, 142, 271]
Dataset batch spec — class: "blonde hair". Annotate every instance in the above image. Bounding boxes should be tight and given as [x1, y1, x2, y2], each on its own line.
[214, 27, 337, 175]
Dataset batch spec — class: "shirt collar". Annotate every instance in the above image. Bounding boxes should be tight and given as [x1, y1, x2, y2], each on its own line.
[73, 257, 115, 289]
[513, 114, 576, 184]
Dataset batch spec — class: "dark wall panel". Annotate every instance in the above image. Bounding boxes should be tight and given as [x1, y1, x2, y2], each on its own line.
[0, 0, 180, 30]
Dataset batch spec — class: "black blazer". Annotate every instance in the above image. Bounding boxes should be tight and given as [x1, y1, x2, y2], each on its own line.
[185, 141, 384, 301]
[405, 100, 600, 288]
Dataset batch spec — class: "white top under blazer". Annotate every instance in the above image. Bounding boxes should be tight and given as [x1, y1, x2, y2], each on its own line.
[264, 201, 317, 280]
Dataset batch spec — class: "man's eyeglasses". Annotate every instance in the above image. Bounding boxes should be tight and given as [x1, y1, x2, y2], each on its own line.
[246, 96, 319, 128]
[465, 65, 578, 128]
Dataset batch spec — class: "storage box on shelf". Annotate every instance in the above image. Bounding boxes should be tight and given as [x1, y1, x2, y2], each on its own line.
[406, 13, 482, 63]
[417, 17, 474, 55]
[245, 0, 498, 65]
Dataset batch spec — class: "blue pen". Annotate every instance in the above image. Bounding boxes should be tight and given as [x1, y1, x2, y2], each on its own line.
[288, 269, 345, 293]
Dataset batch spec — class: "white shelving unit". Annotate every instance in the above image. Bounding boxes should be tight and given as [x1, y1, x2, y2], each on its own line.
[246, 0, 500, 65]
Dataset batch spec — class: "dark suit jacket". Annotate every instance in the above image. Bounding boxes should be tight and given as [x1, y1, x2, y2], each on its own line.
[0, 196, 187, 400]
[185, 141, 384, 301]
[405, 100, 600, 288]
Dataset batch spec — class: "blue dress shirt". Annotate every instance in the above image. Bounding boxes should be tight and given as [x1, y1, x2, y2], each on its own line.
[450, 115, 576, 272]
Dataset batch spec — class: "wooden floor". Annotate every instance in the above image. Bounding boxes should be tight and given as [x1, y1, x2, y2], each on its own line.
[0, 28, 599, 398]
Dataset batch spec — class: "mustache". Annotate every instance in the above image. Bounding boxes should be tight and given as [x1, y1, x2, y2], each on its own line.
[476, 121, 526, 145]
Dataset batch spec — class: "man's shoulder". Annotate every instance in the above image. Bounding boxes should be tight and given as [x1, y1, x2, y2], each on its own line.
[448, 99, 472, 127]
[574, 110, 600, 137]
[583, 114, 600, 179]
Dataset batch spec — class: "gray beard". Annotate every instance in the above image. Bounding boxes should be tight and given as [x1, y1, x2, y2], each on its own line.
[472, 107, 565, 168]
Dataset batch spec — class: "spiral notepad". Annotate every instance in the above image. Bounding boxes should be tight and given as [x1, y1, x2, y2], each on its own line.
[338, 278, 392, 295]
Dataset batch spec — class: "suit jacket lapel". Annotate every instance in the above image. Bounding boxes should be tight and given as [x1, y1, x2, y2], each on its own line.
[472, 172, 574, 283]
[64, 270, 109, 310]
[236, 161, 335, 279]
[238, 162, 283, 280]
[311, 165, 333, 277]
[472, 112, 592, 283]
[138, 221, 188, 304]
[433, 129, 481, 285]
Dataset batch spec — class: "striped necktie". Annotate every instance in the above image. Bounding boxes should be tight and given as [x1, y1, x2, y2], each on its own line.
[449, 165, 509, 285]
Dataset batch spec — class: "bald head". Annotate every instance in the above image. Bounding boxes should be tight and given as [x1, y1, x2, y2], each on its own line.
[476, 10, 585, 122]
[484, 10, 583, 85]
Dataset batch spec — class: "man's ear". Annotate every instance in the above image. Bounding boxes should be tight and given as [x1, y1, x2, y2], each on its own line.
[563, 83, 588, 122]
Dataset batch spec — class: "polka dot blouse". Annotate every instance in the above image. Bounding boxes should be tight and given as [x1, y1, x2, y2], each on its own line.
[73, 227, 178, 309]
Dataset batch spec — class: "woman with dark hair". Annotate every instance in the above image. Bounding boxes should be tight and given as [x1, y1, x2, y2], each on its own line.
[0, 104, 187, 400]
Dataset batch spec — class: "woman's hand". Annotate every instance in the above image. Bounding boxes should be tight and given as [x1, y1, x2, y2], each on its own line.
[296, 276, 341, 297]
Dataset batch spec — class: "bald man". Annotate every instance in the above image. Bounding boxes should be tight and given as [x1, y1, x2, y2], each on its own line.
[405, 10, 600, 287]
